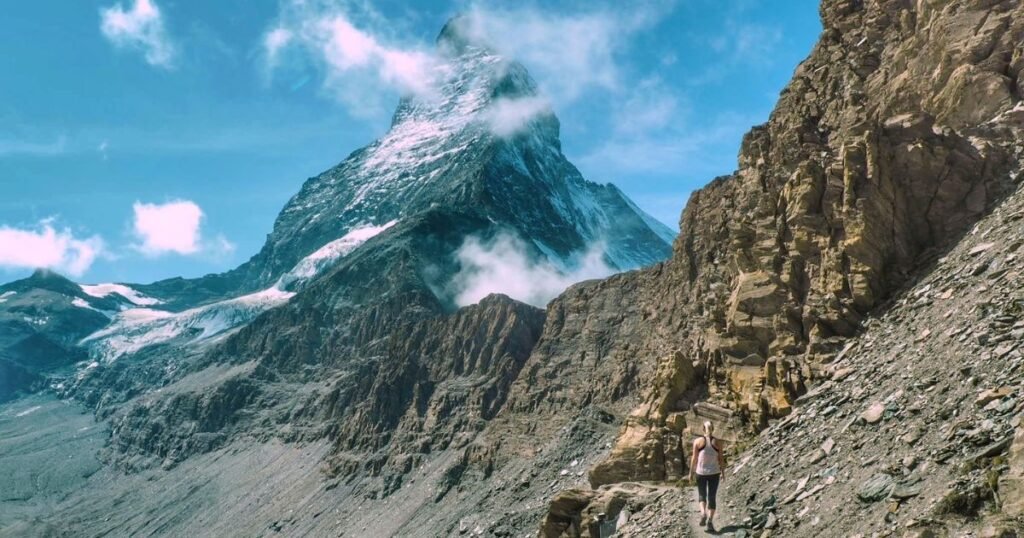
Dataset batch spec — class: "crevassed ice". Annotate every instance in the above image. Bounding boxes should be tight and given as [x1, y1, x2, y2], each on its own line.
[83, 287, 297, 362]
[80, 283, 162, 306]
[83, 220, 398, 362]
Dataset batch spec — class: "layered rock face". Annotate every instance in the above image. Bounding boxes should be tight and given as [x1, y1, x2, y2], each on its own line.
[676, 0, 1023, 421]
[524, 0, 1024, 508]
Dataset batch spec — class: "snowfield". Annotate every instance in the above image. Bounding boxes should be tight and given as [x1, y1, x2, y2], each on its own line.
[82, 221, 398, 362]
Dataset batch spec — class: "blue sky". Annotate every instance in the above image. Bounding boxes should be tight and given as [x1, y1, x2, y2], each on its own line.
[0, 0, 820, 285]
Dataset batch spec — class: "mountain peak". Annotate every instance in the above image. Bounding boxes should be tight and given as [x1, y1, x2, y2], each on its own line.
[435, 15, 480, 55]
[26, 268, 75, 287]
[1, 267, 81, 297]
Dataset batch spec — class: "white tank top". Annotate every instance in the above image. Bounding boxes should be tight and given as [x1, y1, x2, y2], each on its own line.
[696, 436, 721, 476]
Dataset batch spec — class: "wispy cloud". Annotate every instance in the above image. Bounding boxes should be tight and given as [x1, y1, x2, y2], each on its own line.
[483, 96, 551, 138]
[261, 1, 674, 125]
[0, 220, 105, 277]
[575, 74, 760, 228]
[460, 3, 672, 104]
[611, 77, 684, 136]
[0, 116, 354, 159]
[0, 136, 68, 157]
[709, 21, 783, 62]
[579, 106, 760, 178]
[263, 1, 438, 118]
[689, 20, 783, 87]
[100, 0, 177, 68]
[132, 200, 234, 257]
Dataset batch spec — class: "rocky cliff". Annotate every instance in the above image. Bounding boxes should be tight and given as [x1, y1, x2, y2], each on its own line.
[528, 0, 1024, 535]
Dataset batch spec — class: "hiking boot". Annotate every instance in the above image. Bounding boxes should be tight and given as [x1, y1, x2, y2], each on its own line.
[698, 514, 707, 526]
[705, 520, 715, 533]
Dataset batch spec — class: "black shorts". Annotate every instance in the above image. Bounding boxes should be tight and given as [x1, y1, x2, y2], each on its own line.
[696, 473, 720, 509]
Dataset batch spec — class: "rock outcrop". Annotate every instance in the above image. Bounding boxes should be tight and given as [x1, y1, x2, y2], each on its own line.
[1002, 425, 1024, 518]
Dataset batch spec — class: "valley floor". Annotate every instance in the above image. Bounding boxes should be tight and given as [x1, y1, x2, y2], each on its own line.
[0, 390, 614, 537]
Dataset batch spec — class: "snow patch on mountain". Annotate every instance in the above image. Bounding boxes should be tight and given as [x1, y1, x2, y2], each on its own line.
[0, 291, 14, 303]
[80, 283, 162, 306]
[71, 297, 109, 316]
[338, 50, 501, 214]
[14, 405, 42, 417]
[277, 220, 398, 289]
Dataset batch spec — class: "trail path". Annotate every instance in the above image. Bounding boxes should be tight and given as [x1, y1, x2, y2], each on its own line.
[683, 477, 745, 537]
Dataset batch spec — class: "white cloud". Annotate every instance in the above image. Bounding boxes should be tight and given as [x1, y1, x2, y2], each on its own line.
[484, 96, 551, 138]
[264, 27, 293, 67]
[100, 0, 177, 68]
[450, 232, 614, 308]
[263, 3, 438, 117]
[461, 4, 671, 103]
[210, 234, 237, 259]
[262, 2, 673, 123]
[131, 200, 236, 258]
[131, 200, 203, 256]
[0, 221, 104, 277]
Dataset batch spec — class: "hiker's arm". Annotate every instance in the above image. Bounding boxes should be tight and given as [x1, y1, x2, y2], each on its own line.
[717, 441, 727, 481]
[688, 439, 699, 481]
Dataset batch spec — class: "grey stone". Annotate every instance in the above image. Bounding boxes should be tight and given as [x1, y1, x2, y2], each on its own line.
[857, 474, 894, 502]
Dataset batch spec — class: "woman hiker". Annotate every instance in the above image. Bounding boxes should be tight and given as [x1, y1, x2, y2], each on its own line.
[688, 420, 727, 533]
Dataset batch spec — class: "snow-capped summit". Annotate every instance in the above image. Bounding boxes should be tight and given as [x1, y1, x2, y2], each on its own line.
[231, 16, 673, 290]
